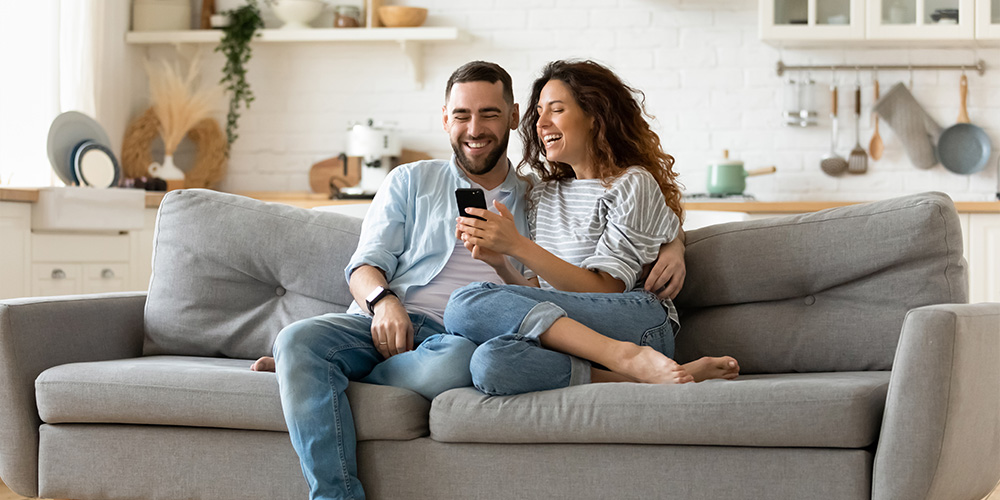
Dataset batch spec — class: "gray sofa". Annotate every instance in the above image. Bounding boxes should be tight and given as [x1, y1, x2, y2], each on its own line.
[1, 189, 998, 500]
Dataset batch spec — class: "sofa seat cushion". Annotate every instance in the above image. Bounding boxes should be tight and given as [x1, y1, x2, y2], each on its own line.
[430, 372, 889, 448]
[35, 356, 430, 441]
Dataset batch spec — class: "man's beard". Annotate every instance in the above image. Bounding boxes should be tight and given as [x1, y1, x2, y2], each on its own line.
[452, 127, 510, 177]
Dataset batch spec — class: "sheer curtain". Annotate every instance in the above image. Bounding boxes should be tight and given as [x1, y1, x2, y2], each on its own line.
[0, 0, 120, 188]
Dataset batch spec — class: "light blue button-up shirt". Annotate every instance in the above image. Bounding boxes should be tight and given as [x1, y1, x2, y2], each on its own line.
[344, 156, 531, 316]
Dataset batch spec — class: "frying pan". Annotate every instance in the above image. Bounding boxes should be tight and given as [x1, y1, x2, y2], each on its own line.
[937, 75, 992, 175]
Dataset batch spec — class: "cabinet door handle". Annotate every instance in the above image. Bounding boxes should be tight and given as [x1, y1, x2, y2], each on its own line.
[101, 268, 115, 279]
[51, 269, 66, 280]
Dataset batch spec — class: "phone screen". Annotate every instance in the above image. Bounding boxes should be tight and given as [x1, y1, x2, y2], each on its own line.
[455, 188, 487, 221]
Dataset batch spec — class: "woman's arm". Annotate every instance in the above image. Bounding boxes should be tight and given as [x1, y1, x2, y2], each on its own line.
[458, 201, 625, 293]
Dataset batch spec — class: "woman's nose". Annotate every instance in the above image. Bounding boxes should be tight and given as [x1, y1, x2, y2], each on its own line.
[537, 109, 551, 127]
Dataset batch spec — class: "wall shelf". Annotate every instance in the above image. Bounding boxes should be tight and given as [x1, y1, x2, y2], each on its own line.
[125, 27, 462, 88]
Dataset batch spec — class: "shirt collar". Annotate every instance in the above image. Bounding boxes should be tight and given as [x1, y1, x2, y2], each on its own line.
[448, 155, 521, 197]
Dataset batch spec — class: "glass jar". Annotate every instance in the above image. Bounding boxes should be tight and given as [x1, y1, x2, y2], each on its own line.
[334, 5, 362, 28]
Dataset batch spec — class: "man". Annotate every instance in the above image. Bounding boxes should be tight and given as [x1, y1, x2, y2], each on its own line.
[271, 61, 530, 500]
[268, 60, 688, 500]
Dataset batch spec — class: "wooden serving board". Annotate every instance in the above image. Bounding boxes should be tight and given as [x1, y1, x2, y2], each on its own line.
[308, 149, 433, 195]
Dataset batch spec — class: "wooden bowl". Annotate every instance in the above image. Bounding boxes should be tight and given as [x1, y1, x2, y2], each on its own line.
[378, 6, 428, 27]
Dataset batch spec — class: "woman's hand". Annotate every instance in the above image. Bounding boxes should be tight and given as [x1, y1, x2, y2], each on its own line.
[455, 223, 508, 269]
[455, 200, 527, 258]
[644, 236, 686, 300]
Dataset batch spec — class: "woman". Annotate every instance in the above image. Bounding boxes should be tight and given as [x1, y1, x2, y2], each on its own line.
[445, 59, 738, 395]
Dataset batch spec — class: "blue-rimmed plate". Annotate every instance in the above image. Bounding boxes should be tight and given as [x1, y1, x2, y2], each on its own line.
[72, 140, 121, 188]
[46, 111, 114, 186]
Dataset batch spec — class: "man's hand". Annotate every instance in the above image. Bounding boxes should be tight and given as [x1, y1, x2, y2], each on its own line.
[370, 297, 413, 358]
[644, 236, 686, 300]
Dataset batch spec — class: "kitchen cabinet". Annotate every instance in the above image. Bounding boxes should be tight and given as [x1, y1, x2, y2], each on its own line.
[760, 0, 993, 43]
[976, 0, 1000, 38]
[0, 202, 31, 300]
[866, 0, 975, 40]
[760, 0, 866, 41]
[31, 233, 132, 297]
[968, 213, 1000, 303]
[0, 196, 158, 301]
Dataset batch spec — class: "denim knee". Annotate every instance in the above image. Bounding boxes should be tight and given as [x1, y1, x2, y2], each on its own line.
[272, 317, 325, 360]
[443, 282, 496, 334]
[469, 339, 512, 395]
[408, 334, 477, 398]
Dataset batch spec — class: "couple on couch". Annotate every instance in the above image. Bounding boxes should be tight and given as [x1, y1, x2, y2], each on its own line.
[254, 59, 739, 499]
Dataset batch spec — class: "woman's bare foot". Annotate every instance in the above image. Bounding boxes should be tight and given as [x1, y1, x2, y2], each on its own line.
[591, 367, 637, 383]
[612, 344, 694, 385]
[683, 356, 739, 382]
[251, 356, 275, 372]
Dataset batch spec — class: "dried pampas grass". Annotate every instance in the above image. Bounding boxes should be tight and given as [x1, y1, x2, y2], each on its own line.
[121, 106, 228, 189]
[144, 52, 225, 156]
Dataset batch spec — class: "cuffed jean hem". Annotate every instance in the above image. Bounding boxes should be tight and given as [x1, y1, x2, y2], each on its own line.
[568, 355, 591, 386]
[520, 302, 589, 385]
[518, 302, 567, 340]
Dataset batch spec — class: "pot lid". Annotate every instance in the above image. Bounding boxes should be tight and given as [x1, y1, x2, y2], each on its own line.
[710, 149, 744, 167]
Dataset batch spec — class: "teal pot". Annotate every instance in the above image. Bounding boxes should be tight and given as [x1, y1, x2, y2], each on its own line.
[707, 150, 776, 196]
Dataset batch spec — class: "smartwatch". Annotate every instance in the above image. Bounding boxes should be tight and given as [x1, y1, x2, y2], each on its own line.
[365, 286, 397, 315]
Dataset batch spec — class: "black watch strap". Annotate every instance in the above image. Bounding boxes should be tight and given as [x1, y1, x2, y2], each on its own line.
[366, 286, 397, 315]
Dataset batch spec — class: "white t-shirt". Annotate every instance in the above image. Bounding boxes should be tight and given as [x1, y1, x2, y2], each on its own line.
[404, 184, 507, 324]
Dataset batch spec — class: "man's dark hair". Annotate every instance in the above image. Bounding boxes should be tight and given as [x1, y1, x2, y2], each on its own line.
[445, 61, 514, 106]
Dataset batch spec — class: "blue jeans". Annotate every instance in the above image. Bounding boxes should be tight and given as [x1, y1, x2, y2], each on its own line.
[273, 312, 476, 500]
[444, 282, 675, 396]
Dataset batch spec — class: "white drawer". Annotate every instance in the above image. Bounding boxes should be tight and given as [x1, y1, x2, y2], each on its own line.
[32, 263, 82, 296]
[83, 263, 130, 294]
[32, 233, 130, 263]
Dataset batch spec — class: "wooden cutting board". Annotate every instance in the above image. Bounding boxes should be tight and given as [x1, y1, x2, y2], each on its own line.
[308, 149, 433, 194]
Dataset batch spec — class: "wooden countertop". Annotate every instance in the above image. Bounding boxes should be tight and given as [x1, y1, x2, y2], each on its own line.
[3, 187, 999, 213]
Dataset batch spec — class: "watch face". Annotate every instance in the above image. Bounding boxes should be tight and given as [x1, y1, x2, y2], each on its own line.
[366, 286, 386, 304]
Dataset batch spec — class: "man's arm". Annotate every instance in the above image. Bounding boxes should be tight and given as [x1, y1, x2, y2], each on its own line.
[348, 264, 413, 358]
[644, 228, 686, 300]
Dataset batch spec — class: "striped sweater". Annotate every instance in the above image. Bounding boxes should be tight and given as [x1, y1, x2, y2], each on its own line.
[527, 167, 681, 323]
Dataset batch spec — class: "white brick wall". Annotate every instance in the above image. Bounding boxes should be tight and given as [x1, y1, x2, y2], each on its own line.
[184, 0, 999, 201]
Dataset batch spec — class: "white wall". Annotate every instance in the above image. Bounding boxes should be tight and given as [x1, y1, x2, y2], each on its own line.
[132, 0, 1000, 201]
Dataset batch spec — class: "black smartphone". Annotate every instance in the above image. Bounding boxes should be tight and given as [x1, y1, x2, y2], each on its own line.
[455, 188, 487, 221]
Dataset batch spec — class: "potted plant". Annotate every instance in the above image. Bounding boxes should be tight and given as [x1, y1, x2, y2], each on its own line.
[216, 0, 265, 146]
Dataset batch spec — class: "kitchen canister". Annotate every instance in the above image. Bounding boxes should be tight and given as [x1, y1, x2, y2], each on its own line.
[133, 0, 191, 31]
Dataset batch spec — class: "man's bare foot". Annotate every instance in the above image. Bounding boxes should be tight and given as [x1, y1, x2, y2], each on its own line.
[683, 356, 739, 382]
[251, 356, 275, 372]
[612, 344, 694, 385]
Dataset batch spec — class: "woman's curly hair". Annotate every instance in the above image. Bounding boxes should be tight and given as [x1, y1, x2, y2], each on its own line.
[518, 59, 683, 222]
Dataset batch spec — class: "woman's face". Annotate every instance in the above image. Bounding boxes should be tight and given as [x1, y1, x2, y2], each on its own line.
[535, 79, 594, 169]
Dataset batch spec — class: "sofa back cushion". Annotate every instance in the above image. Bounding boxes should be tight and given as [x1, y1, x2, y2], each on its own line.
[143, 190, 362, 359]
[673, 192, 967, 374]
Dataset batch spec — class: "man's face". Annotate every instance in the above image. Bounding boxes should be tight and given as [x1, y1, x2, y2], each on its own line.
[442, 81, 519, 177]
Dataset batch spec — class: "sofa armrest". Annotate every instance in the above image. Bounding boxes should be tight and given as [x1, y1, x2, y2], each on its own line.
[873, 302, 1000, 500]
[0, 292, 146, 497]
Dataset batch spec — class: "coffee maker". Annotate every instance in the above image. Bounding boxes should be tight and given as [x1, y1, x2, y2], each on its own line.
[338, 120, 401, 199]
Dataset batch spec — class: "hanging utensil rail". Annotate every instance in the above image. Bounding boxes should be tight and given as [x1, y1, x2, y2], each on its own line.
[776, 59, 986, 76]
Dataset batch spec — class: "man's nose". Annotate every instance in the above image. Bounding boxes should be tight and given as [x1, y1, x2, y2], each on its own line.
[468, 115, 486, 137]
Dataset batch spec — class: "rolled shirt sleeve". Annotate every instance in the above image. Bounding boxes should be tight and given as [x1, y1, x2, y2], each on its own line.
[344, 167, 410, 283]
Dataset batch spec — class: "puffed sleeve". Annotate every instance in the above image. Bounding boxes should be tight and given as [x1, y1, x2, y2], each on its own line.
[581, 169, 680, 289]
